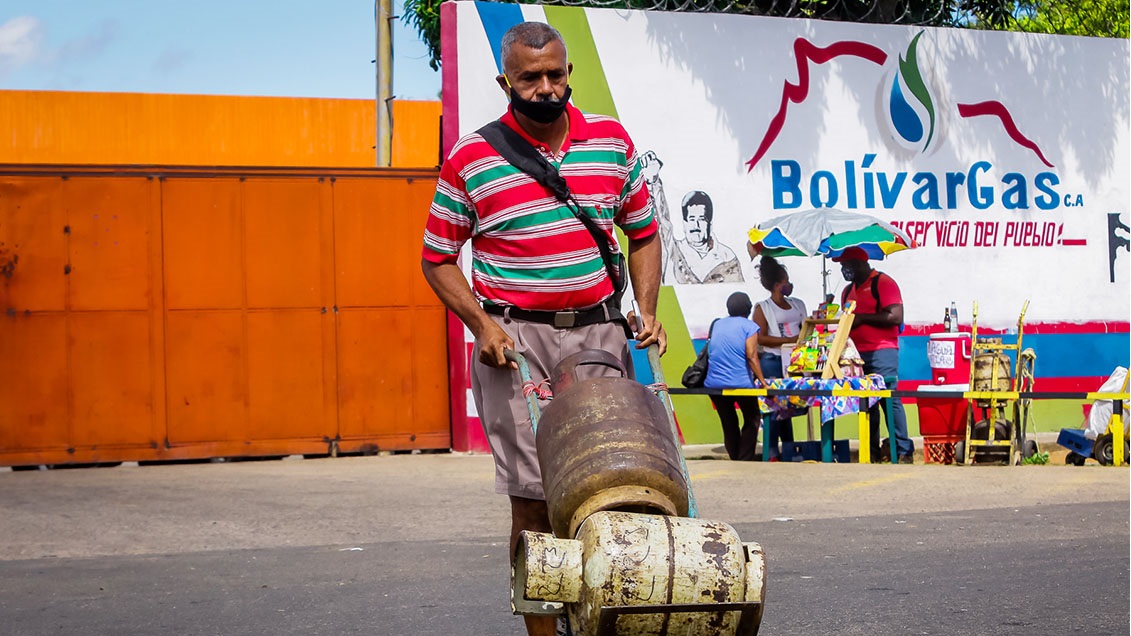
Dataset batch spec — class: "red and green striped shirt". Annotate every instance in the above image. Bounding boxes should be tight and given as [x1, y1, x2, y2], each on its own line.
[422, 104, 656, 311]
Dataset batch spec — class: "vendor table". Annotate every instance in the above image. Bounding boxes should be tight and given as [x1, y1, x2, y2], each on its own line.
[726, 375, 890, 462]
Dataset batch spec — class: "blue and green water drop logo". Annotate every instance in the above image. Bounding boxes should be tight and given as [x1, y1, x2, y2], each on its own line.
[888, 31, 936, 152]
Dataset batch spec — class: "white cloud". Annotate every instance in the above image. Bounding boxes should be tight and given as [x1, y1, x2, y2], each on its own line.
[45, 19, 118, 66]
[153, 47, 192, 75]
[0, 16, 43, 76]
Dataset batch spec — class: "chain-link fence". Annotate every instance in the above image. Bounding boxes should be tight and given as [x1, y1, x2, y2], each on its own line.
[405, 0, 1126, 73]
[497, 0, 955, 25]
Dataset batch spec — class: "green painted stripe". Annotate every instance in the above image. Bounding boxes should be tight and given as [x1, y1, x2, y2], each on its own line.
[542, 6, 618, 119]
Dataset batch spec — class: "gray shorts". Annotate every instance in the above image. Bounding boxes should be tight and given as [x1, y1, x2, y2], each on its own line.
[470, 314, 633, 500]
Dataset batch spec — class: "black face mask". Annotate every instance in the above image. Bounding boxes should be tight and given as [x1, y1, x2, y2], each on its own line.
[510, 85, 572, 124]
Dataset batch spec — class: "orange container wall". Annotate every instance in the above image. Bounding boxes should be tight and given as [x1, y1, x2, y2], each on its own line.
[0, 165, 448, 466]
[391, 100, 443, 168]
[0, 90, 442, 169]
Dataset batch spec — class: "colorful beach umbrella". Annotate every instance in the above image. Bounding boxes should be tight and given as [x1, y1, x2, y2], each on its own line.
[747, 207, 917, 261]
[747, 207, 918, 297]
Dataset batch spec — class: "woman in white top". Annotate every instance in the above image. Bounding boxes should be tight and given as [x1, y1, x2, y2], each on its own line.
[752, 256, 807, 460]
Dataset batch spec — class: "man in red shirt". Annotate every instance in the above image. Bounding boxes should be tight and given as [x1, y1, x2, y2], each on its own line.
[421, 21, 665, 636]
[834, 247, 913, 463]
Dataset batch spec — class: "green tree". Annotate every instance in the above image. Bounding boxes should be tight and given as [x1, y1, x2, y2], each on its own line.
[403, 0, 443, 70]
[982, 0, 1130, 37]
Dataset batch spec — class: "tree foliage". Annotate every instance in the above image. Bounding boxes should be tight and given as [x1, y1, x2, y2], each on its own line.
[403, 0, 444, 70]
[401, 0, 1129, 71]
[986, 0, 1130, 37]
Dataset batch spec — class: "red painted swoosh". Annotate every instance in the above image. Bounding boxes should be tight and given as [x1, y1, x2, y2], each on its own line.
[746, 38, 888, 171]
[957, 101, 1054, 168]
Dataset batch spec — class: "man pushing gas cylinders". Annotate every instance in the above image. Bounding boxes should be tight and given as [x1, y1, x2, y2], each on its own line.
[421, 21, 764, 636]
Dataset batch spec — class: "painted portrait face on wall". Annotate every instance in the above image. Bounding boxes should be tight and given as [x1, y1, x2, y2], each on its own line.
[684, 204, 711, 247]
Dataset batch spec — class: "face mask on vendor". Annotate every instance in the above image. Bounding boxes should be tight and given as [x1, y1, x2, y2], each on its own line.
[780, 282, 794, 296]
[841, 266, 855, 282]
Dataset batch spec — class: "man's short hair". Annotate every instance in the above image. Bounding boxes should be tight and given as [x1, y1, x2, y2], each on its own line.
[501, 22, 566, 71]
[681, 190, 713, 222]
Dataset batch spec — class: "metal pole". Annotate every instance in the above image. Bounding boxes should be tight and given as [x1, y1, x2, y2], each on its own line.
[821, 255, 829, 299]
[375, 0, 394, 166]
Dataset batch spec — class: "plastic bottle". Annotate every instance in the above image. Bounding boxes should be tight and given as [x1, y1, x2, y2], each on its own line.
[943, 306, 952, 332]
[950, 301, 959, 332]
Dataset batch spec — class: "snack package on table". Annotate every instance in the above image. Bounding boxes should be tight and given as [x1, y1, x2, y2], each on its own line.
[788, 346, 808, 374]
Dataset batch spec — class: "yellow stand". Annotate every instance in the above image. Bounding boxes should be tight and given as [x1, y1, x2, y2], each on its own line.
[1113, 412, 1124, 467]
[858, 410, 870, 464]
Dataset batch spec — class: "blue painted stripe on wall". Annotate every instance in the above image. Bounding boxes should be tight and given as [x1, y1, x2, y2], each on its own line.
[475, 2, 525, 73]
[899, 332, 1130, 381]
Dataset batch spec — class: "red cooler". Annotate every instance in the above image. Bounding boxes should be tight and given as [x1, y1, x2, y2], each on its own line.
[927, 332, 971, 385]
[917, 384, 969, 437]
[917, 383, 969, 463]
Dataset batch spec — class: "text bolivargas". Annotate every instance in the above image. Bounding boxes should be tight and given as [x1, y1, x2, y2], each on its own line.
[771, 154, 1078, 211]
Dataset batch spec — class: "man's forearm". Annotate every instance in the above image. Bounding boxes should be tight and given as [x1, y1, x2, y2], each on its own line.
[627, 232, 662, 316]
[854, 307, 902, 328]
[421, 259, 492, 337]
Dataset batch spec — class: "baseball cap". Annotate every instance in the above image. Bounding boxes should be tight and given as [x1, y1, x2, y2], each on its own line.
[831, 247, 869, 263]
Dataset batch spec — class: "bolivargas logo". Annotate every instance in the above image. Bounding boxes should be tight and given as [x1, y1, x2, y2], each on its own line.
[746, 32, 1082, 214]
[887, 32, 938, 154]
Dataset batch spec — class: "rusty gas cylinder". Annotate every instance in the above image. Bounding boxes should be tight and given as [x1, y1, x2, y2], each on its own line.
[972, 348, 1012, 407]
[536, 350, 690, 539]
[512, 512, 766, 636]
[972, 349, 1012, 392]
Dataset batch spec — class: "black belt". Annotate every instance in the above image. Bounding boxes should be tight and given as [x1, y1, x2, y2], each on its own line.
[483, 300, 625, 329]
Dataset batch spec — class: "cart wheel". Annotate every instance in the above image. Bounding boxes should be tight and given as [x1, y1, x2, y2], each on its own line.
[1023, 439, 1038, 459]
[1066, 451, 1086, 466]
[954, 440, 965, 464]
[1093, 434, 1114, 466]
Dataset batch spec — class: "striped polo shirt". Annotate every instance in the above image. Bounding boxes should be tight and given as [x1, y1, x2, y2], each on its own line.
[422, 103, 656, 311]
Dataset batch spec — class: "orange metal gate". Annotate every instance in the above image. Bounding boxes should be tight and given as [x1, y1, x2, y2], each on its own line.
[0, 165, 448, 466]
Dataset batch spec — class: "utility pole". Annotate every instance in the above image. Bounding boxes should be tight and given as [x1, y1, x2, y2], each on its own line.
[375, 0, 394, 166]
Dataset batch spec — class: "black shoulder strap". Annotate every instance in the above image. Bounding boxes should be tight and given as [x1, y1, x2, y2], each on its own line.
[870, 271, 884, 309]
[477, 121, 571, 201]
[476, 120, 623, 290]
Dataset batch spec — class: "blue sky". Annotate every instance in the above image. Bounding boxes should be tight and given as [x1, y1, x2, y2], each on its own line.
[0, 0, 442, 100]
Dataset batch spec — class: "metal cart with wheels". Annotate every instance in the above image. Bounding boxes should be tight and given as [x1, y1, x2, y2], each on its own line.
[506, 347, 766, 635]
[956, 301, 1039, 466]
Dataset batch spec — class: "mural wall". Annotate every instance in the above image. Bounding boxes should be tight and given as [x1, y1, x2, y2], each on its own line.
[441, 2, 1130, 443]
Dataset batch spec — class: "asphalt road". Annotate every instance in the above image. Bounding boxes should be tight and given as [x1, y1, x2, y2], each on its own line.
[0, 452, 1127, 635]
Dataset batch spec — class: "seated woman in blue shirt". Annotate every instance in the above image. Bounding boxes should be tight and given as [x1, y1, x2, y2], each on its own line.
[704, 292, 769, 461]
